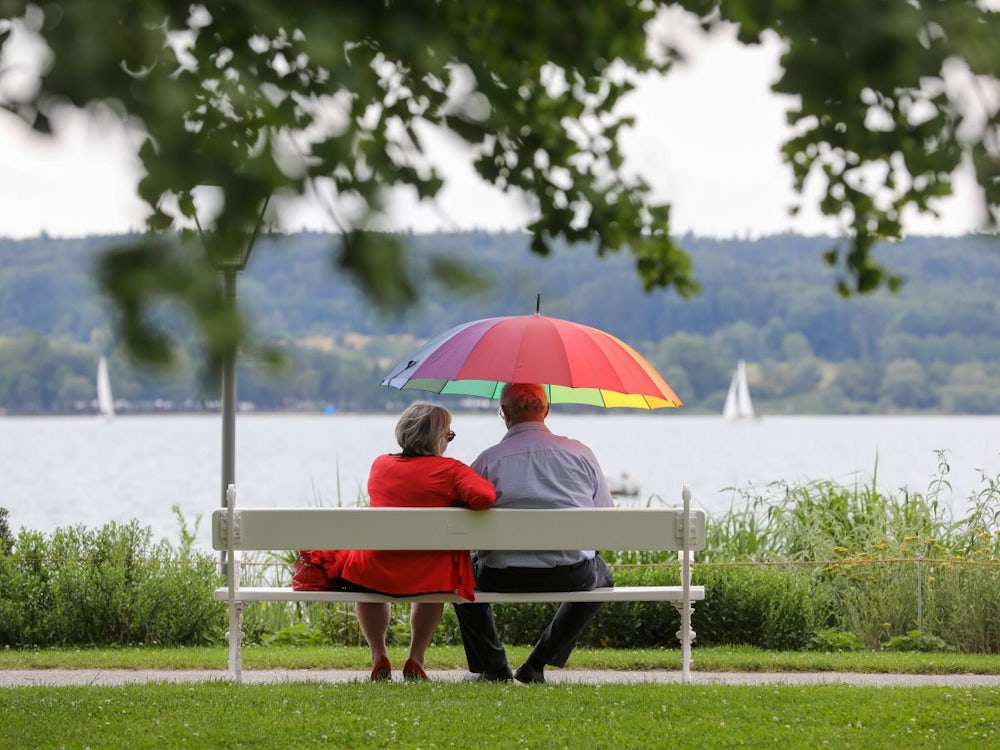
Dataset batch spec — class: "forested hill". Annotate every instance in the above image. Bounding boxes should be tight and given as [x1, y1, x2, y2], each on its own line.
[1, 232, 999, 414]
[4, 231, 999, 345]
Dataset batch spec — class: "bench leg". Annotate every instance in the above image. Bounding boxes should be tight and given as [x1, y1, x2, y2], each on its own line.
[671, 601, 696, 684]
[226, 601, 246, 682]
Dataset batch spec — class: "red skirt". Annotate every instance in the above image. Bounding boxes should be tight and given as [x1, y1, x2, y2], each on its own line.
[302, 548, 476, 601]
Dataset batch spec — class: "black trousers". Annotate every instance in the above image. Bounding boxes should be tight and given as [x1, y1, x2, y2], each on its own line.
[454, 554, 614, 674]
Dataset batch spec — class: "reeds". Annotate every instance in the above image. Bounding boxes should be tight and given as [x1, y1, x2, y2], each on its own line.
[700, 451, 1000, 651]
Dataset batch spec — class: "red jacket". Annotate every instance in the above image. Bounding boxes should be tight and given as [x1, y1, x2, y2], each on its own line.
[309, 454, 495, 601]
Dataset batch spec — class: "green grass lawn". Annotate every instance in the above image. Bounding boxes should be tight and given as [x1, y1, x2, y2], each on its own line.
[3, 644, 1000, 674]
[3, 680, 1000, 748]
[4, 647, 1000, 748]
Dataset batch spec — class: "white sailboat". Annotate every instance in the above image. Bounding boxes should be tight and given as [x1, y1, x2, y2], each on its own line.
[722, 359, 755, 421]
[97, 356, 115, 420]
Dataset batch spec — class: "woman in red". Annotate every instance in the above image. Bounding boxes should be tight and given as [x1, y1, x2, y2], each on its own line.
[343, 402, 495, 681]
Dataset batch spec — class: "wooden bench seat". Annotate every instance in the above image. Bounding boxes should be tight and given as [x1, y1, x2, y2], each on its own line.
[212, 484, 707, 682]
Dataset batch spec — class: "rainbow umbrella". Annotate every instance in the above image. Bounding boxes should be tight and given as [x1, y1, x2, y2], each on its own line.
[381, 313, 682, 409]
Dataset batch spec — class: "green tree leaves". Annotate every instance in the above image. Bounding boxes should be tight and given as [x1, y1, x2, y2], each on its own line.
[1, 2, 997, 370]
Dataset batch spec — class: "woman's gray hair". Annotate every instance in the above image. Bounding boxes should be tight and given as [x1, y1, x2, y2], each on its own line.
[395, 401, 451, 456]
[500, 383, 548, 418]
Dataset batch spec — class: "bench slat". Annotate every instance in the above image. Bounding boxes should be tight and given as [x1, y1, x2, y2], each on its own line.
[213, 585, 706, 604]
[212, 506, 707, 552]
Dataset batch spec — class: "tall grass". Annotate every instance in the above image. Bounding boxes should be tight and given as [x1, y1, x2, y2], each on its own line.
[701, 452, 1000, 650]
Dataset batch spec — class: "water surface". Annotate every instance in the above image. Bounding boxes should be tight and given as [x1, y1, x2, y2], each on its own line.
[1, 413, 997, 552]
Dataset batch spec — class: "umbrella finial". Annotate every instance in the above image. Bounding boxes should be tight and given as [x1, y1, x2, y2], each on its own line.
[535, 293, 541, 315]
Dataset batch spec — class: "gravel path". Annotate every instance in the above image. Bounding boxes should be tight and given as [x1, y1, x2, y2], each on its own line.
[4, 669, 1000, 688]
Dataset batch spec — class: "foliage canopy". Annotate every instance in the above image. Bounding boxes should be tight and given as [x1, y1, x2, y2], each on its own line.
[1, 1, 997, 368]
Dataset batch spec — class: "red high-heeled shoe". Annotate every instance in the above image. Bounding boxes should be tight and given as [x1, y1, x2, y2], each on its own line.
[402, 658, 429, 681]
[370, 655, 392, 682]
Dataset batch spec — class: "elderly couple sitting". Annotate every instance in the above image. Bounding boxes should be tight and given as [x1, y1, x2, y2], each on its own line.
[297, 382, 615, 683]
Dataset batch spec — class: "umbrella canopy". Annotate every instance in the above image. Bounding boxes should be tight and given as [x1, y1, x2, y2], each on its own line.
[381, 314, 682, 409]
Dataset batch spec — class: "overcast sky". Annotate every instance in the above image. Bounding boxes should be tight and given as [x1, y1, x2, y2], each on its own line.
[0, 21, 990, 241]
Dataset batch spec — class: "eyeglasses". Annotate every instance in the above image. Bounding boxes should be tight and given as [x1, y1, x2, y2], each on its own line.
[446, 430, 456, 442]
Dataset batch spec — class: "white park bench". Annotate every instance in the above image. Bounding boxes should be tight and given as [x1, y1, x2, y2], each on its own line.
[212, 484, 707, 683]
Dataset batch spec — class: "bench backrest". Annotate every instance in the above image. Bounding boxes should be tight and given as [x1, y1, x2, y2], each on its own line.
[212, 506, 707, 553]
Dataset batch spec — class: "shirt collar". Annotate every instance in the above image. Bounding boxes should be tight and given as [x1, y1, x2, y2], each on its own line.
[502, 421, 551, 440]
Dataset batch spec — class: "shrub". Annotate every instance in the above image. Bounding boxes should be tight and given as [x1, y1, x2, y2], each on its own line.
[0, 519, 223, 647]
[264, 622, 329, 647]
[807, 629, 865, 652]
[919, 558, 1000, 653]
[476, 562, 821, 651]
[819, 556, 922, 649]
[0, 507, 13, 555]
[882, 629, 954, 652]
[691, 563, 822, 649]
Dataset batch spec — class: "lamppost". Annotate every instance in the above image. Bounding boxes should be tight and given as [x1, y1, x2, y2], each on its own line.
[202, 196, 269, 564]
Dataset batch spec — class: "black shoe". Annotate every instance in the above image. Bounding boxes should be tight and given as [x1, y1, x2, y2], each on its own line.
[514, 663, 545, 684]
[464, 669, 513, 683]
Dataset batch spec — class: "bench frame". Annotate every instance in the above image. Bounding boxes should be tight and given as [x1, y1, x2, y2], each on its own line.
[212, 484, 706, 683]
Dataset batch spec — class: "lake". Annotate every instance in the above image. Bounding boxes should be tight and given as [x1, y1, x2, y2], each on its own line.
[1, 413, 998, 553]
